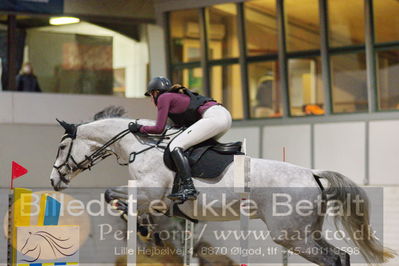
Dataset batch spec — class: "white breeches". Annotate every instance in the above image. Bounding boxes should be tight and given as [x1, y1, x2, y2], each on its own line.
[169, 105, 232, 151]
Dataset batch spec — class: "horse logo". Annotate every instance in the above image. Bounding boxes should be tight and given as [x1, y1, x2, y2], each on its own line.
[17, 226, 79, 263]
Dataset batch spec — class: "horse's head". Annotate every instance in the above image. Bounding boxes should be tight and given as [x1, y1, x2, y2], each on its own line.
[50, 106, 166, 191]
[50, 119, 95, 191]
[20, 232, 38, 257]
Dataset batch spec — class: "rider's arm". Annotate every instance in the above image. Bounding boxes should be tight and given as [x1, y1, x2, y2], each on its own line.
[140, 94, 171, 134]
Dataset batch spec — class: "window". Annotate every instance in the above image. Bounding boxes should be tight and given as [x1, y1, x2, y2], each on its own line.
[288, 57, 324, 116]
[206, 4, 239, 60]
[377, 49, 399, 110]
[330, 52, 368, 113]
[373, 0, 399, 44]
[167, 0, 399, 119]
[172, 67, 204, 95]
[244, 0, 277, 56]
[328, 0, 365, 47]
[169, 9, 204, 96]
[169, 9, 201, 63]
[285, 0, 320, 52]
[14, 15, 147, 96]
[210, 64, 243, 119]
[248, 61, 282, 118]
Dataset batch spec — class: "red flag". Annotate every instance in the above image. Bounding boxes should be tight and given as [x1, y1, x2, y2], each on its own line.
[11, 161, 28, 188]
[12, 161, 28, 179]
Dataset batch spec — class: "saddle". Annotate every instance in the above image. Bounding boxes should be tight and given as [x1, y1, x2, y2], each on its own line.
[163, 138, 243, 178]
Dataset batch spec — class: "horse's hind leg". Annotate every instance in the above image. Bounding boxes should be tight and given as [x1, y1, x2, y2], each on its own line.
[316, 237, 350, 266]
[277, 238, 342, 265]
[266, 218, 345, 265]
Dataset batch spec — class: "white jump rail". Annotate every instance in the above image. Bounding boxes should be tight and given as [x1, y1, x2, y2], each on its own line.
[234, 139, 251, 266]
[127, 179, 138, 266]
[183, 220, 195, 266]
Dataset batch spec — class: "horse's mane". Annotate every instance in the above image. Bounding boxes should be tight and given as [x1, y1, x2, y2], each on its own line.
[91, 105, 174, 130]
[93, 106, 126, 121]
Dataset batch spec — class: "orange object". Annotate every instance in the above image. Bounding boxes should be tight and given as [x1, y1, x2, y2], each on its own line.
[304, 105, 325, 115]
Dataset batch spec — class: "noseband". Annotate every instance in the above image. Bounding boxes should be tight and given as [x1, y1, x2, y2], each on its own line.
[53, 136, 79, 184]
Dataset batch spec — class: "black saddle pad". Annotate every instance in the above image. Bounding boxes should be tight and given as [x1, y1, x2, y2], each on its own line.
[163, 139, 243, 179]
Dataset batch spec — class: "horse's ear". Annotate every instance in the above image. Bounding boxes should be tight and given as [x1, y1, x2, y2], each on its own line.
[56, 118, 65, 127]
[56, 118, 77, 139]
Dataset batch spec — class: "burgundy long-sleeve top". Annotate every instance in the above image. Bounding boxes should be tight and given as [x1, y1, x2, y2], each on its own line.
[140, 92, 217, 134]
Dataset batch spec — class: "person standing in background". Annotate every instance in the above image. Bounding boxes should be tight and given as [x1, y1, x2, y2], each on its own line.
[16, 62, 41, 92]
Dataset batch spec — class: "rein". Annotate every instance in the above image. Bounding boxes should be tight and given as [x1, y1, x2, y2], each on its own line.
[120, 132, 168, 166]
[122, 127, 184, 164]
[53, 124, 182, 184]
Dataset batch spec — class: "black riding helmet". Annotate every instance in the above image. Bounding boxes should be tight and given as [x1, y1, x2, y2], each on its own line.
[145, 76, 172, 97]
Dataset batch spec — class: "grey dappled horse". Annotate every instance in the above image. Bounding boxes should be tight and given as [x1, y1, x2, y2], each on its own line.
[50, 108, 395, 265]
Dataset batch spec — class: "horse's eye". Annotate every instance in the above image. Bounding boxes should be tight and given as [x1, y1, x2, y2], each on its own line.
[60, 145, 66, 150]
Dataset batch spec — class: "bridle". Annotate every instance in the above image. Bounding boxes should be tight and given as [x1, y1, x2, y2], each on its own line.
[53, 123, 183, 185]
[53, 135, 79, 185]
[53, 128, 130, 185]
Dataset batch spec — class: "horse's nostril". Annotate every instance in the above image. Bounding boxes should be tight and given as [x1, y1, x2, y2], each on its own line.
[51, 179, 54, 187]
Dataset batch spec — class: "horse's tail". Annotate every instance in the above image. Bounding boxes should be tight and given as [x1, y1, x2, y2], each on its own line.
[313, 170, 396, 263]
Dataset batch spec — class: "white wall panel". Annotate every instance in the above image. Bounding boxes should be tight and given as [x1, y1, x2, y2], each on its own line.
[12, 92, 156, 124]
[263, 125, 311, 168]
[221, 126, 260, 158]
[369, 120, 399, 185]
[0, 92, 13, 123]
[314, 122, 365, 184]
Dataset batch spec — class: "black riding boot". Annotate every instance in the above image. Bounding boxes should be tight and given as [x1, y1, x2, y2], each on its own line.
[167, 147, 199, 201]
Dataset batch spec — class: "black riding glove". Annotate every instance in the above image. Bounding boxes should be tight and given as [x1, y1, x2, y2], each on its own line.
[128, 122, 142, 133]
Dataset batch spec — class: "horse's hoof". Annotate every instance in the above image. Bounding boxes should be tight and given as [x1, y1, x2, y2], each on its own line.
[138, 226, 149, 236]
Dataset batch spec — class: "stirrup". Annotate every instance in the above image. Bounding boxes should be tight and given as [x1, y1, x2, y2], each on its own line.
[167, 189, 198, 201]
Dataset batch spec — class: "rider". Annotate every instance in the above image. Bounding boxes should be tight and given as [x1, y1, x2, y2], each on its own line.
[128, 76, 232, 201]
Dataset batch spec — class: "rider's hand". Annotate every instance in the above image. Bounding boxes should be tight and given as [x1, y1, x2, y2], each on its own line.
[128, 122, 142, 133]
